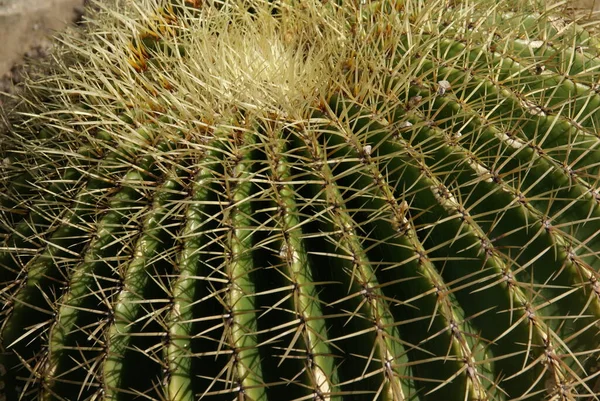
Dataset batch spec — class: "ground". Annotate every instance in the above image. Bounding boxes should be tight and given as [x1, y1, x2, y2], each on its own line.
[0, 0, 84, 95]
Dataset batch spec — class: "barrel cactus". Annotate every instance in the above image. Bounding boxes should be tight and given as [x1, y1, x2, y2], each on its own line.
[1, 0, 600, 399]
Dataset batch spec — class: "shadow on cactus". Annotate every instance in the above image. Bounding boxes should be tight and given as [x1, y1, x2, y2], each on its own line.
[1, 0, 600, 400]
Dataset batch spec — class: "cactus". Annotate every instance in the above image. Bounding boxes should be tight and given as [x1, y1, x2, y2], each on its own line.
[1, 0, 600, 400]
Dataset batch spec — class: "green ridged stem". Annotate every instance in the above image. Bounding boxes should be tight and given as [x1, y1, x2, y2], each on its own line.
[291, 123, 416, 400]
[0, 145, 100, 290]
[498, 38, 600, 85]
[414, 91, 600, 364]
[0, 144, 142, 400]
[322, 94, 584, 396]
[221, 132, 265, 401]
[411, 84, 600, 294]
[0, 166, 86, 283]
[256, 126, 340, 400]
[101, 165, 189, 400]
[42, 142, 171, 400]
[166, 138, 226, 401]
[0, 171, 37, 232]
[391, 104, 596, 395]
[317, 102, 497, 399]
[390, 47, 600, 273]
[403, 50, 600, 188]
[364, 132, 551, 398]
[362, 75, 600, 376]
[479, 13, 600, 72]
[315, 103, 500, 400]
[436, 37, 600, 130]
[1, 1, 600, 400]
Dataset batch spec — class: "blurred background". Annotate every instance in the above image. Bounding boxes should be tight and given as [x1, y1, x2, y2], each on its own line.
[0, 0, 85, 94]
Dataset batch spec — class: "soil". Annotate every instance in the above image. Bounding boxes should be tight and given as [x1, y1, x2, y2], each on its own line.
[0, 0, 85, 97]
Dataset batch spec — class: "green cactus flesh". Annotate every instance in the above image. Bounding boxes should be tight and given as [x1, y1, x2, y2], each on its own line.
[1, 0, 600, 400]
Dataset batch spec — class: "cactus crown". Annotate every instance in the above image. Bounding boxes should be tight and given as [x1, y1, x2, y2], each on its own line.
[1, 0, 600, 400]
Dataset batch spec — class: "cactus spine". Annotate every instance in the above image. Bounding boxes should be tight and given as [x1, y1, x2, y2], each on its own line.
[1, 0, 600, 400]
